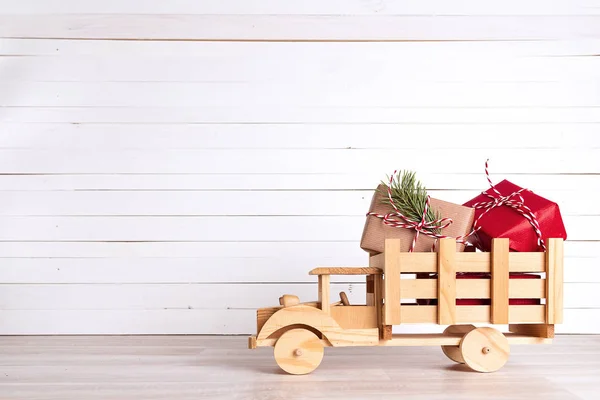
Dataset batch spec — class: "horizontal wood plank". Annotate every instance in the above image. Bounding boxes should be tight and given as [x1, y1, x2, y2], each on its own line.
[3, 38, 600, 57]
[379, 333, 552, 346]
[0, 149, 597, 174]
[2, 56, 599, 83]
[309, 267, 381, 275]
[4, 106, 600, 124]
[0, 283, 366, 311]
[2, 82, 600, 107]
[0, 282, 594, 310]
[1, 124, 598, 150]
[0, 240, 594, 259]
[0, 216, 592, 241]
[0, 0, 597, 16]
[0, 189, 589, 216]
[1, 15, 600, 40]
[0, 173, 597, 192]
[372, 251, 559, 273]
[0, 252, 595, 284]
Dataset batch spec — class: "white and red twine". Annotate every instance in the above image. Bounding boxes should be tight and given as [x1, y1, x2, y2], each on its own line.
[367, 160, 546, 252]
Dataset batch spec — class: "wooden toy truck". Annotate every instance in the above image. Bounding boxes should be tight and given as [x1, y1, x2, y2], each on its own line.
[248, 238, 563, 374]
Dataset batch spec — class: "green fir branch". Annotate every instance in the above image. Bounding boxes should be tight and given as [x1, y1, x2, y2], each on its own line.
[380, 171, 442, 233]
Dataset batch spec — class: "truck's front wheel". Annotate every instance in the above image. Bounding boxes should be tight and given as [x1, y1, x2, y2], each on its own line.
[274, 328, 324, 375]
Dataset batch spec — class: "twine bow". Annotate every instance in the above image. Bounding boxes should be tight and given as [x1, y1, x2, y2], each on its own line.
[470, 159, 546, 251]
[367, 171, 454, 252]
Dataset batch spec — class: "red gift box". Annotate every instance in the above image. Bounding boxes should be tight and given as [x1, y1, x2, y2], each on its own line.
[463, 180, 567, 252]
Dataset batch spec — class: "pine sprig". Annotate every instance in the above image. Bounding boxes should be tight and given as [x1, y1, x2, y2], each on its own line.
[380, 171, 442, 233]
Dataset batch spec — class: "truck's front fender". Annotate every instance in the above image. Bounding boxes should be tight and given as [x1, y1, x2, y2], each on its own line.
[257, 305, 378, 347]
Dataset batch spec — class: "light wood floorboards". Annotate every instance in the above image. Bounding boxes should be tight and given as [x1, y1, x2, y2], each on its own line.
[0, 335, 598, 399]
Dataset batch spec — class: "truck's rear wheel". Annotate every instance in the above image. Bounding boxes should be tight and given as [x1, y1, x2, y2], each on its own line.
[441, 324, 476, 364]
[460, 327, 510, 372]
[274, 328, 324, 375]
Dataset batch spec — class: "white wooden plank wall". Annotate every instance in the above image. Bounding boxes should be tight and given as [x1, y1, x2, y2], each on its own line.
[0, 0, 599, 334]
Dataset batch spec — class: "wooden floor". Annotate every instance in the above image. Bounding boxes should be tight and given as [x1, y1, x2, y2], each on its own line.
[0, 335, 598, 400]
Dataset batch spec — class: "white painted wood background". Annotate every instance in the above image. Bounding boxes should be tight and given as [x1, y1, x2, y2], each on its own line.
[0, 0, 599, 334]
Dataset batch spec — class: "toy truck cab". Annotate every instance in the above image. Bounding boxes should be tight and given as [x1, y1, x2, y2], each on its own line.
[249, 238, 563, 375]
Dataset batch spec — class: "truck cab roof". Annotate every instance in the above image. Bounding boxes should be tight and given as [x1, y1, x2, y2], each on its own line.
[308, 267, 382, 276]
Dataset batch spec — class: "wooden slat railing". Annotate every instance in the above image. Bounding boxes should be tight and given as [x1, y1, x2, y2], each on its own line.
[374, 237, 563, 326]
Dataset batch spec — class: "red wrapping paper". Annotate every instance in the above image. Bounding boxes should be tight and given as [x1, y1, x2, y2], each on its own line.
[463, 180, 567, 252]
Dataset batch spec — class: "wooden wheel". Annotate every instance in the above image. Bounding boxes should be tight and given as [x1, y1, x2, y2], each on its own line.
[274, 328, 324, 375]
[460, 327, 510, 373]
[441, 324, 476, 364]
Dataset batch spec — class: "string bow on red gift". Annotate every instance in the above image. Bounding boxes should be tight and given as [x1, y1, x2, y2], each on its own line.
[367, 171, 457, 252]
[470, 159, 546, 251]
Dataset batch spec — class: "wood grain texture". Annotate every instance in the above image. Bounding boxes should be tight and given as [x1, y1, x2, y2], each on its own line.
[273, 328, 324, 375]
[383, 239, 401, 326]
[371, 251, 551, 274]
[374, 274, 383, 332]
[547, 238, 565, 324]
[508, 324, 555, 339]
[3, 56, 600, 84]
[378, 333, 549, 347]
[310, 267, 381, 275]
[381, 325, 392, 340]
[438, 238, 457, 325]
[0, 335, 597, 400]
[2, 124, 599, 150]
[459, 327, 510, 373]
[254, 304, 379, 347]
[4, 279, 591, 312]
[8, 215, 600, 241]
[491, 239, 510, 324]
[1, 15, 600, 40]
[4, 38, 600, 58]
[0, 240, 593, 259]
[441, 324, 476, 363]
[0, 282, 369, 310]
[366, 275, 374, 305]
[257, 307, 281, 334]
[2, 149, 597, 174]
[330, 306, 378, 329]
[0, 216, 594, 241]
[0, 173, 597, 193]
[0, 0, 596, 16]
[5, 105, 600, 124]
[318, 275, 331, 314]
[3, 82, 600, 108]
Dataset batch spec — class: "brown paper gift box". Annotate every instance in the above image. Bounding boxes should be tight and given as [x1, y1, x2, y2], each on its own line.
[360, 185, 476, 254]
